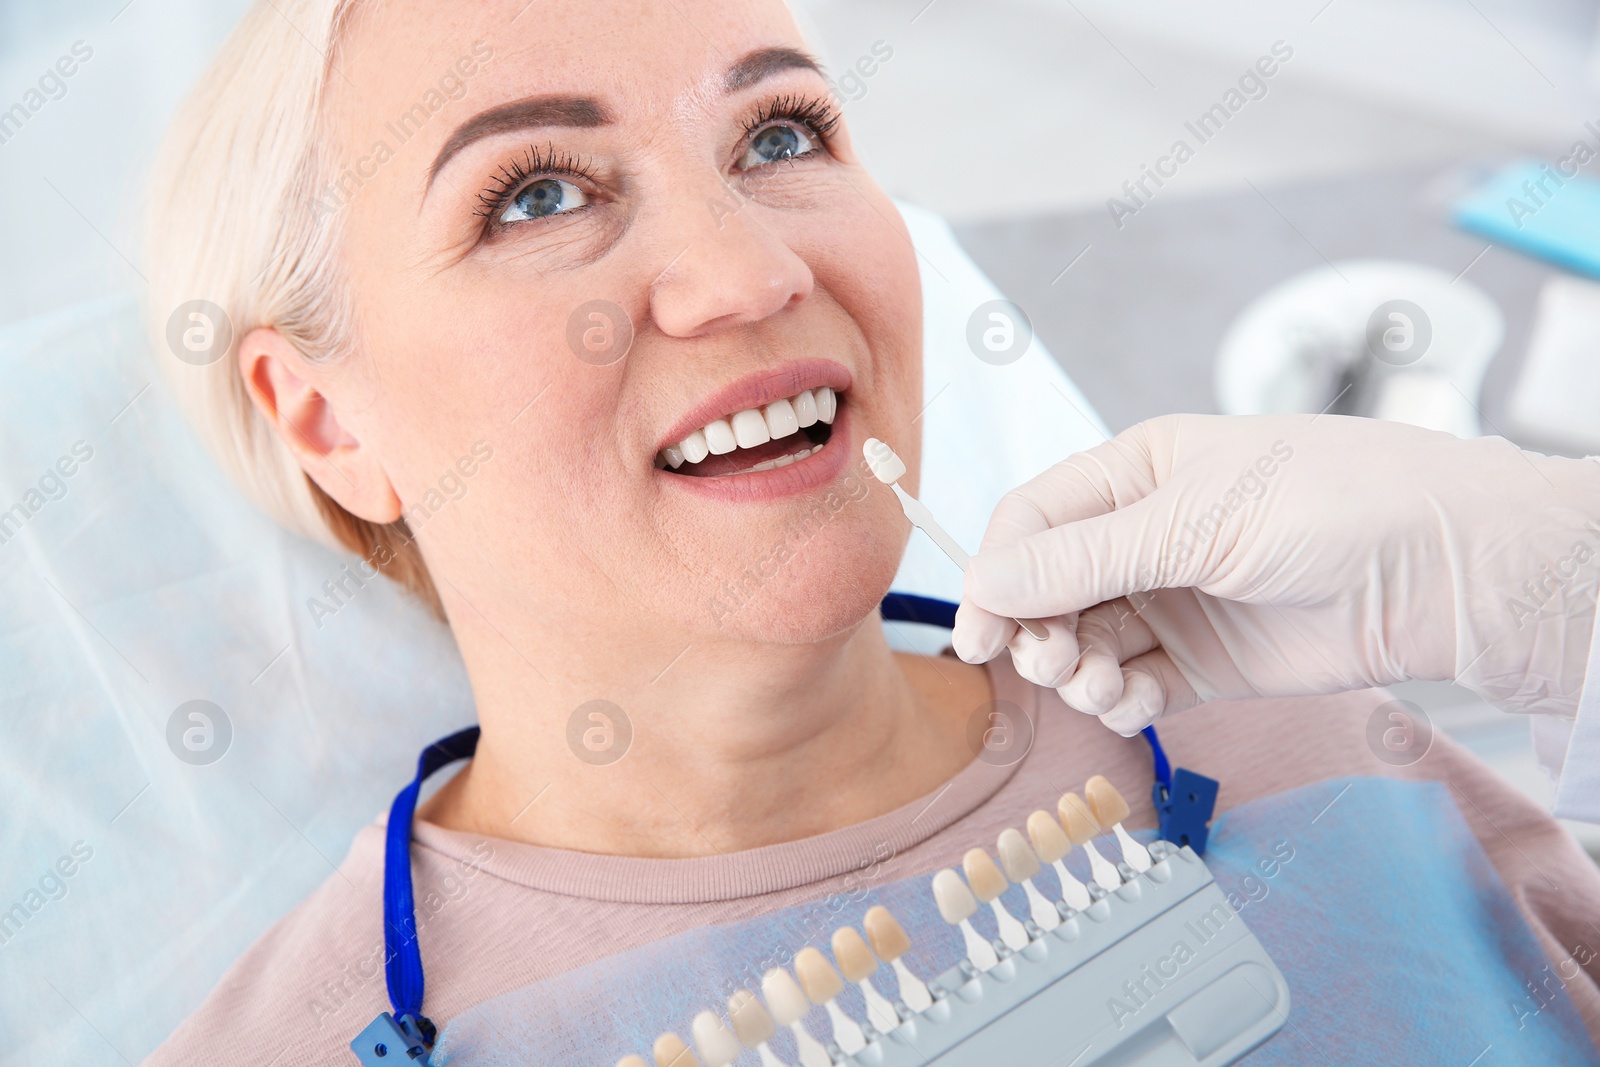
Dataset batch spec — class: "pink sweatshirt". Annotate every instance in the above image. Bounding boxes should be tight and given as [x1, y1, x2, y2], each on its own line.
[145, 654, 1600, 1065]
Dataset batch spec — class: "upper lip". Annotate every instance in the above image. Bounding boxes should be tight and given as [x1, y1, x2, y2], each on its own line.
[654, 358, 853, 455]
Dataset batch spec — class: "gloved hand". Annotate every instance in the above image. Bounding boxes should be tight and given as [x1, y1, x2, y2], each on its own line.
[952, 413, 1600, 735]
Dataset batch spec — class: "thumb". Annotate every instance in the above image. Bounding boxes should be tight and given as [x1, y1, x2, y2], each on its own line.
[966, 492, 1192, 619]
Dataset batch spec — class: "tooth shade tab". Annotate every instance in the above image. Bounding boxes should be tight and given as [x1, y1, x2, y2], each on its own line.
[997, 827, 1041, 882]
[1026, 809, 1072, 863]
[831, 926, 878, 982]
[618, 1058, 650, 1067]
[1086, 775, 1131, 826]
[794, 946, 845, 1003]
[728, 990, 776, 1046]
[962, 848, 1009, 902]
[691, 1011, 740, 1067]
[761, 968, 811, 1027]
[863, 905, 911, 961]
[863, 438, 907, 484]
[653, 1033, 700, 1067]
[1059, 792, 1101, 845]
[931, 867, 978, 923]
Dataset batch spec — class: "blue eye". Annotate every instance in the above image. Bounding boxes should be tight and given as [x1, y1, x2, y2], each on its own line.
[739, 122, 818, 169]
[499, 177, 588, 224]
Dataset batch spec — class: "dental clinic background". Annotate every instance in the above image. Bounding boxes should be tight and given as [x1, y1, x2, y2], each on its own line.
[6, 0, 1600, 1029]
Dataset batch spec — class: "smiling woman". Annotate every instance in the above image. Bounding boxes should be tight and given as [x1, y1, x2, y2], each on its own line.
[139, 1, 1600, 1065]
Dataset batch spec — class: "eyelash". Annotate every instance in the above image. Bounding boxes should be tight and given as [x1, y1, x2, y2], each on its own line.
[472, 94, 842, 230]
[473, 144, 598, 223]
[741, 93, 840, 148]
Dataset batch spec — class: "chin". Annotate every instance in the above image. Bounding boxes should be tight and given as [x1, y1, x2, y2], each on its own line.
[693, 508, 909, 646]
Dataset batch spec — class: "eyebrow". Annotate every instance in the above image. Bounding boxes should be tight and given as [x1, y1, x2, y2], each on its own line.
[723, 47, 824, 92]
[426, 47, 825, 194]
[428, 96, 609, 191]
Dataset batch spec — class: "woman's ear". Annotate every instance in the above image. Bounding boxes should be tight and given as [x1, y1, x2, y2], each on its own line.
[237, 326, 403, 524]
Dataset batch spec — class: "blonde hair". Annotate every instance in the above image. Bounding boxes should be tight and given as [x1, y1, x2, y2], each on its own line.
[145, 0, 442, 613]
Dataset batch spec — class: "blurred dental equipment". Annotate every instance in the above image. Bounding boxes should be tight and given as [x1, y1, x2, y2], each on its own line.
[863, 437, 1047, 640]
[1215, 260, 1502, 439]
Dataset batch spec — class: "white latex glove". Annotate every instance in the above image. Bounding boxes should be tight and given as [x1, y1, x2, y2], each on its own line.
[952, 413, 1600, 735]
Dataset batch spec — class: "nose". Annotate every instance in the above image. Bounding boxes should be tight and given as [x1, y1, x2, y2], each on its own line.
[648, 190, 814, 338]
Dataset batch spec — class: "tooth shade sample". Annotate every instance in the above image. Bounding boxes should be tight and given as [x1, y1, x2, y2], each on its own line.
[1059, 792, 1100, 845]
[962, 848, 1008, 902]
[761, 968, 811, 1027]
[792, 389, 819, 426]
[728, 989, 776, 1047]
[703, 418, 737, 455]
[1086, 775, 1131, 826]
[997, 828, 1042, 882]
[863, 906, 911, 961]
[831, 926, 878, 982]
[794, 946, 845, 1003]
[730, 408, 770, 449]
[678, 429, 709, 464]
[764, 397, 799, 438]
[618, 1058, 650, 1067]
[862, 437, 907, 484]
[653, 1033, 700, 1067]
[815, 386, 837, 422]
[1026, 809, 1072, 863]
[691, 1011, 740, 1067]
[931, 867, 978, 923]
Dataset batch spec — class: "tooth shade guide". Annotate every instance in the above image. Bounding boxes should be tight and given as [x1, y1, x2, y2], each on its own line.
[691, 1011, 740, 1067]
[831, 926, 878, 982]
[931, 868, 978, 923]
[1058, 792, 1100, 846]
[1086, 774, 1154, 872]
[996, 828, 1041, 883]
[793, 946, 844, 1003]
[863, 905, 911, 961]
[862, 437, 908, 484]
[961, 848, 1009, 903]
[618, 1057, 650, 1067]
[1085, 775, 1130, 826]
[760, 968, 810, 1027]
[652, 1033, 699, 1067]
[1025, 809, 1071, 864]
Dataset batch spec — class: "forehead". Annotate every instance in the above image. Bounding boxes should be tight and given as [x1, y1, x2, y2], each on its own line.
[328, 0, 808, 143]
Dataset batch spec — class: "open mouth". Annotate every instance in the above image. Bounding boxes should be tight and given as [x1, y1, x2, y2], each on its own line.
[655, 386, 840, 478]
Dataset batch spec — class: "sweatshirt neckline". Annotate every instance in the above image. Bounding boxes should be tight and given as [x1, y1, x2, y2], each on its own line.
[403, 655, 1039, 905]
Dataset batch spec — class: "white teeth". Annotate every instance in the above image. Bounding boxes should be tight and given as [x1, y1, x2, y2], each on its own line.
[713, 444, 819, 477]
[815, 386, 836, 424]
[657, 385, 843, 472]
[704, 418, 737, 456]
[793, 389, 818, 427]
[680, 429, 709, 464]
[731, 408, 770, 450]
[764, 397, 799, 439]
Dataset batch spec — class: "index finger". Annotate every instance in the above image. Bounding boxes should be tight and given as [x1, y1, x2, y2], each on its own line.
[977, 421, 1162, 551]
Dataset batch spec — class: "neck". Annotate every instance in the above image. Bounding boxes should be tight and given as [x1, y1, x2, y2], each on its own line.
[419, 612, 991, 857]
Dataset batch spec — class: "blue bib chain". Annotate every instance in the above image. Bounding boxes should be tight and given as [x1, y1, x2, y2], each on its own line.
[351, 594, 1219, 1064]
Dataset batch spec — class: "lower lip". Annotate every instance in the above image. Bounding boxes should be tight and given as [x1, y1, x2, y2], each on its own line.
[658, 404, 854, 503]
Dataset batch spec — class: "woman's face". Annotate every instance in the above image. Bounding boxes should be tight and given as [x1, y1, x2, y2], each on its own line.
[314, 0, 923, 651]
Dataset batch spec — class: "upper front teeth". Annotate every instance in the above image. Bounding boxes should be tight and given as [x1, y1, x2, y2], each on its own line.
[661, 386, 837, 470]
